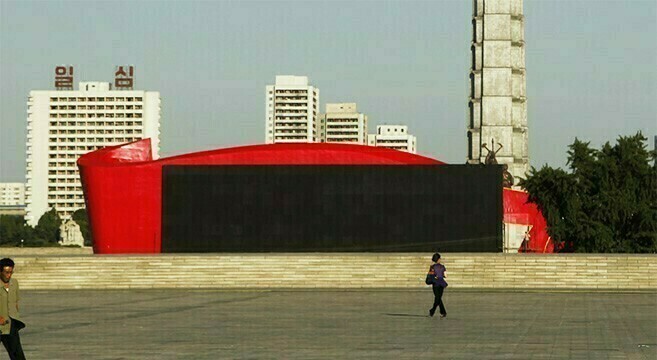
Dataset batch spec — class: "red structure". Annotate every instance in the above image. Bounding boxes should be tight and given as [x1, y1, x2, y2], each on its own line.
[504, 188, 553, 253]
[78, 139, 551, 254]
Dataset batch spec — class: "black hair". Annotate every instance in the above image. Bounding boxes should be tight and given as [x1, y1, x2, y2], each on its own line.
[0, 258, 15, 269]
[432, 253, 441, 262]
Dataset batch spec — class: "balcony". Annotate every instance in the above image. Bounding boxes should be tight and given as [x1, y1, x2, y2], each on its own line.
[274, 98, 308, 104]
[275, 119, 307, 125]
[326, 134, 359, 139]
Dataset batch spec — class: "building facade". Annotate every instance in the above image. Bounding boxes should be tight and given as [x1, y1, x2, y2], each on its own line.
[468, 0, 528, 184]
[265, 76, 319, 144]
[0, 183, 26, 216]
[0, 183, 25, 206]
[321, 103, 368, 144]
[368, 125, 417, 154]
[25, 81, 160, 225]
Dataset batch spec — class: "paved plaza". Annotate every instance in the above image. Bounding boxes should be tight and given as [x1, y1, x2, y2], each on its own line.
[14, 290, 657, 359]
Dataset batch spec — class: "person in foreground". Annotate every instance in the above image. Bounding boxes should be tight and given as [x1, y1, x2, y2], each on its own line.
[428, 252, 448, 318]
[0, 258, 26, 360]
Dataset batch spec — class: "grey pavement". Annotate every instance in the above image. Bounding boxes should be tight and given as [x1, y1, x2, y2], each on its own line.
[11, 290, 657, 360]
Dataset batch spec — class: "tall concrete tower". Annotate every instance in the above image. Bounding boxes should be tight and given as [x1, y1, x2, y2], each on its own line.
[468, 0, 528, 184]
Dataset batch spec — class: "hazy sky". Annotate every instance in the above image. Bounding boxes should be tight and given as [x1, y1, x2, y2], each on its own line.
[1, 0, 655, 182]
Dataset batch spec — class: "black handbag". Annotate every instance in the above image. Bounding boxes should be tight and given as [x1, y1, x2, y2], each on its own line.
[425, 272, 435, 285]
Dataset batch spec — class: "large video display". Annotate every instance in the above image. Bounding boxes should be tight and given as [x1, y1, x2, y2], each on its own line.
[162, 165, 502, 252]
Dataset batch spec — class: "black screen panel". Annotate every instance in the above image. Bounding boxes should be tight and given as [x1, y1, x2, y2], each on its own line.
[162, 165, 502, 252]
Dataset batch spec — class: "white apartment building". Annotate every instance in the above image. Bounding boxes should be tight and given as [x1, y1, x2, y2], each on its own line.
[367, 125, 417, 154]
[0, 183, 25, 206]
[321, 103, 368, 144]
[25, 81, 160, 226]
[265, 76, 319, 143]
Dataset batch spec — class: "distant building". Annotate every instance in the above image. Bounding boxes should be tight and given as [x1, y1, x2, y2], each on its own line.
[468, 0, 528, 184]
[368, 125, 417, 154]
[0, 183, 25, 206]
[25, 81, 161, 225]
[0, 183, 25, 216]
[265, 76, 319, 144]
[320, 103, 368, 144]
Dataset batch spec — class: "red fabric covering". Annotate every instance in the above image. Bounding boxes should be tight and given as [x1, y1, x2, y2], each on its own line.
[503, 188, 553, 253]
[79, 138, 551, 254]
[78, 139, 444, 254]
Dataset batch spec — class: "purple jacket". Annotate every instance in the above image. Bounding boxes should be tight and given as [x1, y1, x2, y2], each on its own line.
[431, 263, 448, 287]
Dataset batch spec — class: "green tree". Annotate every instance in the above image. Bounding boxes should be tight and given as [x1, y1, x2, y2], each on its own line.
[520, 132, 657, 253]
[0, 215, 27, 246]
[32, 208, 61, 246]
[72, 208, 92, 247]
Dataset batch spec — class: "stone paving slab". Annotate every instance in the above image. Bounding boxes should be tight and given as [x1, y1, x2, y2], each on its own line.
[0, 247, 93, 256]
[13, 290, 657, 359]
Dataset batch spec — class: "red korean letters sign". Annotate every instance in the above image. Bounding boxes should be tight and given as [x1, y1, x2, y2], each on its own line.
[55, 65, 74, 90]
[114, 65, 135, 89]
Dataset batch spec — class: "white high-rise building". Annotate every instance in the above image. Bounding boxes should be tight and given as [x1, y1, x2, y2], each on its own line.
[468, 0, 528, 184]
[265, 76, 319, 143]
[25, 81, 161, 225]
[0, 183, 25, 206]
[367, 125, 417, 154]
[321, 103, 368, 144]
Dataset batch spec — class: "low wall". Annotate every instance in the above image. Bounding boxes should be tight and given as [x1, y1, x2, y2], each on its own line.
[6, 252, 656, 290]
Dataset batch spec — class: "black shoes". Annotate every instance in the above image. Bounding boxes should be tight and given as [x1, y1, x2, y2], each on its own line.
[429, 308, 447, 318]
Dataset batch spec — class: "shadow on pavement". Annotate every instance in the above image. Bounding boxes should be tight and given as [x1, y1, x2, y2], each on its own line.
[383, 313, 427, 318]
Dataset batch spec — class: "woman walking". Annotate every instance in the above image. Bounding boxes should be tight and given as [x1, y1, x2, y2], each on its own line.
[428, 252, 447, 318]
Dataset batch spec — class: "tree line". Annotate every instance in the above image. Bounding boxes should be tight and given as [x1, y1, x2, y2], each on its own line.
[0, 208, 91, 247]
[520, 132, 657, 253]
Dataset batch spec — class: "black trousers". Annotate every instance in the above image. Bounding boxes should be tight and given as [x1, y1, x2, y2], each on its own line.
[1, 320, 26, 360]
[431, 285, 447, 316]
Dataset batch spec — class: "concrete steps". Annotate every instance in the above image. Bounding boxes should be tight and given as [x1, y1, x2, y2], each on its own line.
[5, 252, 657, 290]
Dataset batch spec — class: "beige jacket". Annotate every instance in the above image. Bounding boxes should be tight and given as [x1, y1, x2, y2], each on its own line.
[0, 278, 22, 335]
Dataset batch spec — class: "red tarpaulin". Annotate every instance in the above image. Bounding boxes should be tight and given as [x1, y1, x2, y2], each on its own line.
[503, 188, 552, 253]
[78, 139, 551, 254]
